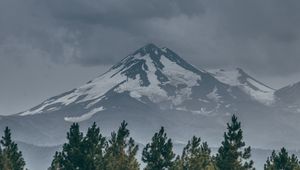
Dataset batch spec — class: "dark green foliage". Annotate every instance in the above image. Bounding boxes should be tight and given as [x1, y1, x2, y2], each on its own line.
[104, 121, 139, 170]
[0, 127, 26, 170]
[83, 122, 107, 170]
[182, 136, 215, 170]
[47, 116, 300, 170]
[171, 136, 216, 170]
[142, 127, 175, 170]
[50, 122, 108, 170]
[216, 115, 254, 170]
[50, 151, 63, 170]
[264, 148, 300, 170]
[170, 156, 183, 170]
[50, 123, 85, 169]
[51, 121, 139, 170]
[61, 123, 85, 169]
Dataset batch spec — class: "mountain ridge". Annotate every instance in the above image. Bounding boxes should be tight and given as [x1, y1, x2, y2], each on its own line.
[1, 43, 300, 151]
[19, 43, 274, 118]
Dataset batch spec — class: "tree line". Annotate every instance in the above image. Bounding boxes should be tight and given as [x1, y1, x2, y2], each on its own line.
[1, 115, 300, 170]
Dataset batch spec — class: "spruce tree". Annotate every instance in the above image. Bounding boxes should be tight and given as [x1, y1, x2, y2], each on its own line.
[54, 123, 85, 170]
[170, 136, 216, 170]
[1, 127, 26, 170]
[215, 114, 254, 170]
[50, 122, 108, 170]
[264, 147, 300, 170]
[181, 136, 215, 170]
[142, 127, 175, 170]
[170, 156, 183, 170]
[83, 122, 107, 170]
[50, 151, 63, 170]
[104, 121, 139, 170]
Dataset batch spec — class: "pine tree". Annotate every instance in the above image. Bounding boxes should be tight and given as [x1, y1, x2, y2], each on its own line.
[142, 127, 175, 170]
[63, 123, 85, 169]
[170, 156, 183, 170]
[170, 136, 216, 170]
[83, 122, 107, 170]
[215, 114, 254, 170]
[52, 123, 85, 170]
[104, 121, 139, 170]
[182, 136, 216, 170]
[1, 127, 26, 170]
[50, 151, 63, 170]
[264, 147, 300, 170]
[50, 122, 108, 170]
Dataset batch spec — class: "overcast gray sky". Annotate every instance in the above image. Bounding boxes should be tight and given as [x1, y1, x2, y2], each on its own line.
[1, 0, 300, 115]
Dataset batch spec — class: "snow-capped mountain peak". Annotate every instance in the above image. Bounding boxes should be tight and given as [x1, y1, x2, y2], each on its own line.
[20, 43, 277, 120]
[20, 43, 208, 116]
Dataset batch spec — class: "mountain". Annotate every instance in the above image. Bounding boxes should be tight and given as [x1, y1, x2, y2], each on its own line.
[275, 82, 300, 113]
[1, 43, 300, 166]
[208, 68, 275, 105]
[19, 44, 271, 120]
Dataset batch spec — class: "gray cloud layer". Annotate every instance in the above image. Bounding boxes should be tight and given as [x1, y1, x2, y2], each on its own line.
[1, 0, 300, 76]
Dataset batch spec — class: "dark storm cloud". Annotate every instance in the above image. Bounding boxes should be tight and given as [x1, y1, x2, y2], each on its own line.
[44, 0, 205, 65]
[212, 0, 300, 42]
[47, 0, 204, 25]
[0, 0, 204, 65]
[206, 0, 300, 75]
[1, 0, 300, 76]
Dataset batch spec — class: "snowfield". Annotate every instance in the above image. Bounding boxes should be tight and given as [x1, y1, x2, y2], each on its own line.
[209, 68, 275, 105]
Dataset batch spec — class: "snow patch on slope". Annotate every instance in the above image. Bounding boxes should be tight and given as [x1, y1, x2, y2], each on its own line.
[115, 55, 169, 103]
[116, 54, 202, 106]
[160, 56, 201, 86]
[176, 107, 212, 116]
[206, 87, 221, 102]
[210, 69, 241, 86]
[160, 55, 201, 105]
[64, 107, 105, 122]
[242, 78, 275, 105]
[209, 69, 275, 105]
